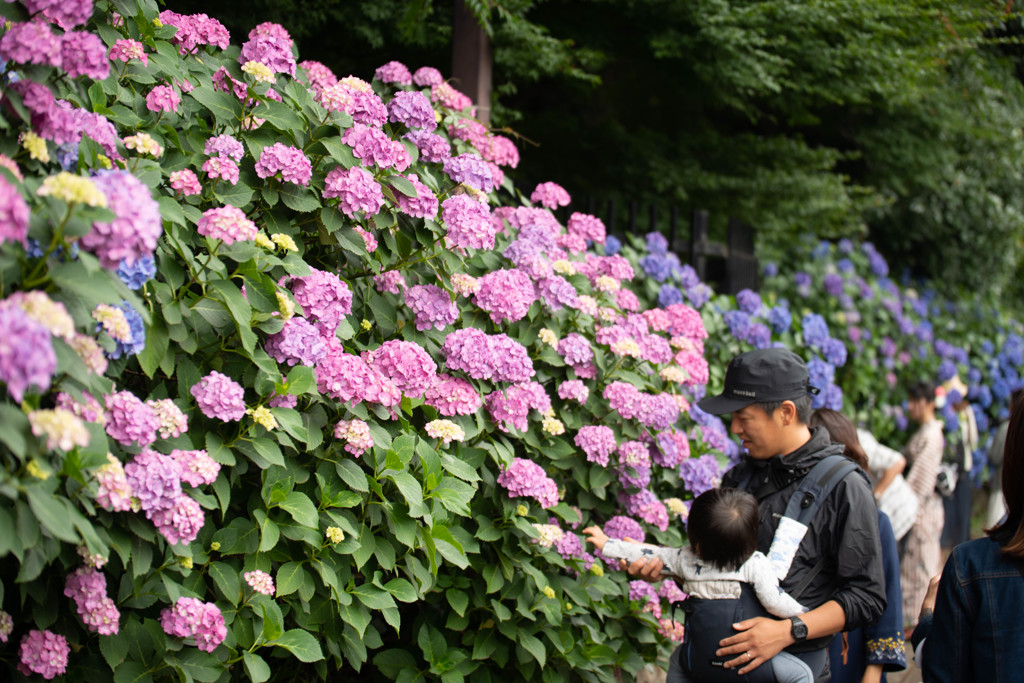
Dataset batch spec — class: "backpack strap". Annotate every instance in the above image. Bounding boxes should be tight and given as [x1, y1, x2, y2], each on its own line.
[766, 454, 865, 588]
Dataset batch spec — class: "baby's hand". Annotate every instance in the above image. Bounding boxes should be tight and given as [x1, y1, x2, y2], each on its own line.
[582, 525, 608, 551]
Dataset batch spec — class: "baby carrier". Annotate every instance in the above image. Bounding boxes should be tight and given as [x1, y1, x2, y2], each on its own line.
[676, 454, 863, 682]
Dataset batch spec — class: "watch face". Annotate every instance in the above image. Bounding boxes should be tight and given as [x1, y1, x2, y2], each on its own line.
[791, 618, 808, 640]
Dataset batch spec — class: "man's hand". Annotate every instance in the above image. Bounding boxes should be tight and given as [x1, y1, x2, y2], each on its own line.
[716, 617, 794, 675]
[622, 537, 664, 582]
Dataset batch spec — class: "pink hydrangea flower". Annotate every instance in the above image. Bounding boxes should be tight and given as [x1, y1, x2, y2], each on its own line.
[191, 371, 246, 422]
[160, 597, 226, 653]
[392, 173, 438, 218]
[84, 170, 162, 269]
[95, 454, 132, 511]
[265, 316, 326, 367]
[124, 449, 182, 512]
[146, 85, 180, 113]
[298, 60, 337, 93]
[65, 567, 120, 635]
[104, 390, 159, 447]
[169, 169, 201, 196]
[27, 0, 93, 30]
[497, 457, 558, 508]
[109, 38, 148, 66]
[0, 175, 30, 246]
[404, 129, 451, 163]
[342, 123, 409, 170]
[567, 212, 606, 244]
[316, 338, 400, 408]
[0, 20, 61, 67]
[375, 60, 412, 84]
[289, 267, 353, 337]
[202, 157, 240, 185]
[158, 10, 231, 55]
[531, 182, 571, 209]
[60, 31, 110, 79]
[423, 374, 482, 416]
[365, 340, 437, 398]
[255, 143, 312, 185]
[431, 82, 472, 111]
[197, 205, 256, 244]
[18, 629, 68, 679]
[388, 90, 436, 130]
[354, 226, 378, 252]
[473, 268, 536, 324]
[442, 194, 496, 250]
[558, 379, 589, 404]
[147, 398, 188, 439]
[373, 270, 405, 294]
[148, 495, 204, 544]
[204, 134, 244, 160]
[574, 425, 616, 466]
[441, 328, 534, 382]
[323, 166, 385, 217]
[334, 418, 373, 456]
[481, 134, 520, 168]
[172, 449, 221, 487]
[239, 22, 296, 76]
[412, 66, 443, 86]
[485, 382, 550, 432]
[557, 333, 593, 367]
[443, 153, 493, 192]
[405, 284, 459, 331]
[245, 570, 275, 595]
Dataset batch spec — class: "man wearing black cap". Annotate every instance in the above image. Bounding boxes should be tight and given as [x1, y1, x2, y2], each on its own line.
[632, 348, 886, 683]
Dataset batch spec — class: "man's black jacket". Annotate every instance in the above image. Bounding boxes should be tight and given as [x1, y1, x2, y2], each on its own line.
[721, 426, 887, 653]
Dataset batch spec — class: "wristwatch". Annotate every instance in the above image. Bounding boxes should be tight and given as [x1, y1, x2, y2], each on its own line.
[789, 616, 809, 642]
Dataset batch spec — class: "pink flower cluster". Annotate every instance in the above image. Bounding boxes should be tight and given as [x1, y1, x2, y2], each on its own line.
[392, 173, 438, 218]
[324, 166, 385, 217]
[413, 66, 443, 86]
[557, 333, 593, 367]
[18, 629, 68, 680]
[423, 374, 482, 416]
[621, 490, 669, 531]
[567, 212, 606, 244]
[405, 284, 459, 331]
[95, 455, 132, 511]
[124, 449, 182, 512]
[158, 10, 231, 55]
[239, 22, 296, 76]
[443, 153, 493, 192]
[84, 170, 162, 269]
[530, 182, 571, 209]
[376, 60, 412, 84]
[0, 175, 29, 247]
[485, 381, 550, 432]
[255, 143, 312, 185]
[169, 169, 201, 196]
[658, 619, 685, 642]
[148, 398, 189, 439]
[146, 85, 180, 113]
[374, 270, 405, 294]
[173, 449, 221, 486]
[388, 90, 437, 130]
[441, 327, 534, 382]
[442, 194, 496, 250]
[205, 134, 244, 160]
[473, 268, 536, 324]
[574, 425, 616, 466]
[404, 130, 451, 163]
[365, 340, 438, 398]
[342, 123, 410, 170]
[64, 566, 120, 634]
[25, 0, 93, 30]
[191, 371, 246, 421]
[496, 457, 558, 509]
[557, 379, 589, 404]
[665, 303, 708, 341]
[160, 598, 227, 653]
[430, 82, 473, 111]
[244, 569, 275, 595]
[0, 21, 108, 79]
[334, 418, 373, 456]
[315, 339, 399, 408]
[289, 267, 353, 337]
[109, 38, 147, 66]
[654, 430, 690, 468]
[104, 390, 159, 447]
[265, 316, 327, 367]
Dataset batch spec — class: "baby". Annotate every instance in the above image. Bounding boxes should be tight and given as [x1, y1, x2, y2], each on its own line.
[584, 488, 812, 683]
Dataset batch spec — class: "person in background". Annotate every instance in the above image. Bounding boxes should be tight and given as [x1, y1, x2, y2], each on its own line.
[939, 375, 978, 552]
[856, 428, 918, 551]
[917, 389, 1024, 681]
[899, 380, 945, 630]
[984, 388, 1024, 528]
[809, 409, 906, 683]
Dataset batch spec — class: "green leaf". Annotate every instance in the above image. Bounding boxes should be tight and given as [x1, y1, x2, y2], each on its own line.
[351, 583, 397, 610]
[389, 174, 419, 197]
[384, 471, 425, 516]
[242, 651, 271, 683]
[431, 477, 476, 517]
[285, 365, 317, 395]
[278, 491, 319, 527]
[99, 630, 130, 672]
[440, 453, 481, 482]
[418, 624, 448, 666]
[252, 99, 306, 132]
[374, 649, 418, 679]
[336, 459, 369, 492]
[272, 629, 325, 663]
[280, 184, 321, 213]
[172, 649, 223, 682]
[137, 316, 169, 378]
[189, 86, 242, 125]
[209, 561, 241, 605]
[260, 599, 284, 641]
[276, 561, 305, 597]
[207, 280, 256, 352]
[250, 437, 285, 468]
[446, 588, 469, 617]
[213, 180, 255, 208]
[518, 632, 546, 668]
[25, 488, 78, 543]
[384, 577, 419, 603]
[113, 661, 154, 683]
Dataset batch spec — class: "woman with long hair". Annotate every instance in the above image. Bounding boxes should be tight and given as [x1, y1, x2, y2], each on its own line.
[919, 389, 1024, 680]
[809, 409, 906, 683]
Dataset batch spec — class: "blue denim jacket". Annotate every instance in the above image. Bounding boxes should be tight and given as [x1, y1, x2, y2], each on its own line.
[921, 535, 1024, 682]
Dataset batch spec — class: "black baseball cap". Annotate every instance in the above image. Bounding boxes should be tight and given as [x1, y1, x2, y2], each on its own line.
[697, 348, 819, 415]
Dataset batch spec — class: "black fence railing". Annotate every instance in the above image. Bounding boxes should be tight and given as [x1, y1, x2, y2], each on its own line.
[564, 197, 759, 295]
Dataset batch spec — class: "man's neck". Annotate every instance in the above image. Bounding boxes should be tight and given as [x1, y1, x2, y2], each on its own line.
[777, 425, 814, 459]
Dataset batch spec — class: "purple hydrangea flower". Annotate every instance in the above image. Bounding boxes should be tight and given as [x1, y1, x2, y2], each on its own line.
[116, 256, 157, 290]
[574, 425, 616, 466]
[0, 302, 56, 401]
[388, 90, 436, 130]
[442, 153, 494, 192]
[405, 284, 459, 331]
[801, 313, 830, 349]
[191, 371, 246, 421]
[497, 457, 558, 508]
[124, 448, 182, 511]
[678, 454, 720, 497]
[265, 316, 326, 366]
[83, 170, 162, 269]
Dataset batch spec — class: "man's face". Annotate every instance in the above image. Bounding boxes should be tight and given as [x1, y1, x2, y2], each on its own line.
[730, 404, 787, 459]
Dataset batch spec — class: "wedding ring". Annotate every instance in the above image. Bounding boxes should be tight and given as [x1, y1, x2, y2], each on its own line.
[746, 652, 752, 661]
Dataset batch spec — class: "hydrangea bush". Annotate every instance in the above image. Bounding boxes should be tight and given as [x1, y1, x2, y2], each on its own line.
[0, 1, 724, 679]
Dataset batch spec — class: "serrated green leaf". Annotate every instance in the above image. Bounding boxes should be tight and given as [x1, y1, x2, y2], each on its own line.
[209, 561, 241, 605]
[242, 651, 271, 683]
[384, 577, 419, 603]
[252, 99, 306, 132]
[278, 491, 319, 527]
[25, 488, 78, 543]
[276, 561, 305, 597]
[189, 86, 242, 125]
[272, 629, 324, 662]
[280, 184, 321, 213]
[351, 583, 397, 610]
[418, 624, 447, 666]
[518, 632, 546, 668]
[260, 598, 284, 641]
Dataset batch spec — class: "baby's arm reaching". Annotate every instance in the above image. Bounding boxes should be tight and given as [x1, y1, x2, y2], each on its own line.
[600, 539, 688, 578]
[744, 552, 807, 618]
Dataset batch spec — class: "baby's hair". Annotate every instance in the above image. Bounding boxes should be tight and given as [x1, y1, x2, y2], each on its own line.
[686, 487, 759, 571]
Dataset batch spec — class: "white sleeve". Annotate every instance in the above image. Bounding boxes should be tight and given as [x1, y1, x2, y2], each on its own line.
[743, 553, 808, 618]
[601, 539, 691, 578]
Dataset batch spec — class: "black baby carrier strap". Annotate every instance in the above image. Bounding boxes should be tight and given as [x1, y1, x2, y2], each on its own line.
[678, 583, 776, 683]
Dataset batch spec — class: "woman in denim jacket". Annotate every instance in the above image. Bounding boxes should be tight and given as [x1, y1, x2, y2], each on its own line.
[919, 390, 1024, 682]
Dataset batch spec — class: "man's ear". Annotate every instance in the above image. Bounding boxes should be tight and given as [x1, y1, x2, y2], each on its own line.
[779, 400, 798, 425]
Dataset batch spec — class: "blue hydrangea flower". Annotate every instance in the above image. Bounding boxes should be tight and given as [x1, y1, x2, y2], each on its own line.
[117, 256, 157, 290]
[794, 272, 812, 297]
[685, 283, 712, 308]
[822, 383, 843, 411]
[645, 232, 668, 254]
[868, 252, 889, 277]
[678, 264, 700, 289]
[824, 273, 843, 297]
[811, 240, 831, 260]
[603, 235, 621, 256]
[767, 306, 791, 334]
[837, 239, 854, 254]
[56, 142, 79, 171]
[724, 310, 752, 340]
[679, 453, 721, 497]
[735, 289, 762, 316]
[762, 262, 779, 278]
[974, 385, 992, 409]
[916, 321, 933, 344]
[808, 356, 835, 389]
[981, 340, 995, 355]
[109, 301, 146, 359]
[822, 338, 848, 367]
[748, 322, 772, 349]
[801, 313, 830, 349]
[658, 284, 683, 308]
[837, 258, 854, 273]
